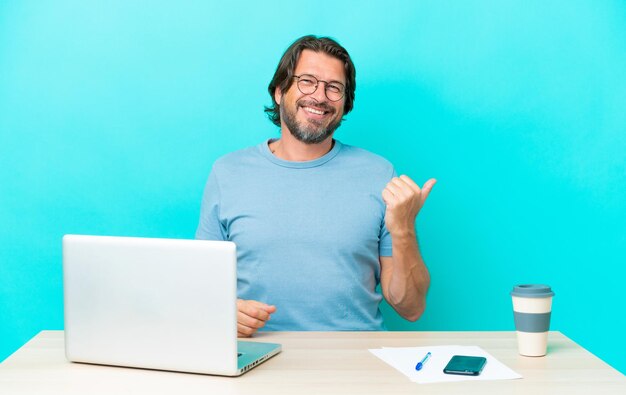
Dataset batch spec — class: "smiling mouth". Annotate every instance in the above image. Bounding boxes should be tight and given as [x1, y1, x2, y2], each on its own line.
[303, 106, 327, 115]
[302, 106, 330, 115]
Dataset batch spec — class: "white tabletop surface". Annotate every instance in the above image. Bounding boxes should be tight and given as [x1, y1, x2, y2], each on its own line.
[0, 331, 624, 394]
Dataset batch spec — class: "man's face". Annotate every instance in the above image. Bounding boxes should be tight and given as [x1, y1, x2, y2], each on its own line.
[275, 49, 346, 144]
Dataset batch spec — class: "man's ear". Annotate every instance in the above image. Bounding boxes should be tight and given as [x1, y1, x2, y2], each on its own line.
[274, 86, 282, 105]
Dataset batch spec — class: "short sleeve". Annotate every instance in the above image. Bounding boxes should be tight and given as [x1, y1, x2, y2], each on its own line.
[195, 168, 227, 241]
[378, 167, 397, 257]
[379, 224, 393, 257]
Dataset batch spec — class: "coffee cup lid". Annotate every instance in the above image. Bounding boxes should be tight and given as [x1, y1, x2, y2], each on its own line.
[511, 284, 554, 298]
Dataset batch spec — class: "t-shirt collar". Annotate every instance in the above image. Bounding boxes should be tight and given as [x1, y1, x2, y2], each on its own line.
[260, 138, 343, 168]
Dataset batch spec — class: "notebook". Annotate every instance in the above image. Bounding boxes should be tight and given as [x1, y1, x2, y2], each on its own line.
[63, 234, 281, 376]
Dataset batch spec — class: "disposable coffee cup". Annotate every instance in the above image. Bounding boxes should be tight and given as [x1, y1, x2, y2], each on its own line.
[511, 284, 554, 357]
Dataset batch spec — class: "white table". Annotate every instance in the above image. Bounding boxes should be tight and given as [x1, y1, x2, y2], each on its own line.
[1, 331, 624, 394]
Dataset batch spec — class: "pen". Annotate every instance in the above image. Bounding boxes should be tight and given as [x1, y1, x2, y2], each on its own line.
[415, 352, 431, 371]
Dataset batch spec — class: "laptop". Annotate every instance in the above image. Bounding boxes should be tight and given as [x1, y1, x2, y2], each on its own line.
[62, 234, 281, 376]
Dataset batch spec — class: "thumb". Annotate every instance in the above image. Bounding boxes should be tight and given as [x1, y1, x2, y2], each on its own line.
[421, 178, 437, 204]
[260, 303, 277, 313]
[247, 300, 277, 313]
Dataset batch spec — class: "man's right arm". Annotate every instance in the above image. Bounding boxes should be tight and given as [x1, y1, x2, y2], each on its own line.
[236, 299, 276, 337]
[196, 170, 277, 337]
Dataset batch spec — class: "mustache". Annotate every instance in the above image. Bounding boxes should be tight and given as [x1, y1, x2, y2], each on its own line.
[297, 99, 335, 113]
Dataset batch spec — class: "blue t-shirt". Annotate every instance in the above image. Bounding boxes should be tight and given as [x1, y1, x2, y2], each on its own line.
[195, 139, 395, 330]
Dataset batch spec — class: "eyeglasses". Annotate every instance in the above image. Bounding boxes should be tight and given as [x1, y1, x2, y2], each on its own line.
[292, 74, 345, 102]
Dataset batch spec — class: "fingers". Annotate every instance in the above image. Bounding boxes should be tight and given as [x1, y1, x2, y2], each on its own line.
[389, 177, 414, 198]
[237, 312, 266, 337]
[382, 188, 395, 205]
[382, 175, 437, 208]
[238, 323, 255, 337]
[387, 176, 436, 196]
[384, 180, 406, 200]
[383, 176, 420, 203]
[399, 175, 421, 194]
[236, 299, 276, 338]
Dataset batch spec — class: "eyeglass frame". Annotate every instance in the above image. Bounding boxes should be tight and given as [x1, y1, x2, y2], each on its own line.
[292, 74, 346, 102]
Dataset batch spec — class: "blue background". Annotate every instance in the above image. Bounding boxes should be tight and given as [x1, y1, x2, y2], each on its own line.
[1, 0, 624, 374]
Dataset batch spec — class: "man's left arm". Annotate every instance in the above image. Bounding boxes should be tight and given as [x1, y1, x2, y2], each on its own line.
[380, 175, 436, 322]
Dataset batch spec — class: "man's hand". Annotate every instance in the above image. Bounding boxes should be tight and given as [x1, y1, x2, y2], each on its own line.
[380, 175, 435, 321]
[382, 176, 436, 235]
[236, 299, 277, 338]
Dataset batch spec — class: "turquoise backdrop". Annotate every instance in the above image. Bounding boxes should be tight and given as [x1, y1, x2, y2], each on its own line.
[1, 0, 625, 374]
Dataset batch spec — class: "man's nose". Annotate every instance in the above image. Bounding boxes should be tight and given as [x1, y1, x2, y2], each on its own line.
[310, 83, 328, 102]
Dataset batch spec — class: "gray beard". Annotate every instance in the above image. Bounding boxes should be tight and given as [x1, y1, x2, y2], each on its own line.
[280, 98, 342, 144]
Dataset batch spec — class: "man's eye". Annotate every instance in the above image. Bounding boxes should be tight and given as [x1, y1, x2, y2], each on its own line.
[300, 78, 315, 85]
[327, 85, 342, 93]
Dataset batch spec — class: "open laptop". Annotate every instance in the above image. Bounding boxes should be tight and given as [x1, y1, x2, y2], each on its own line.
[62, 235, 281, 376]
